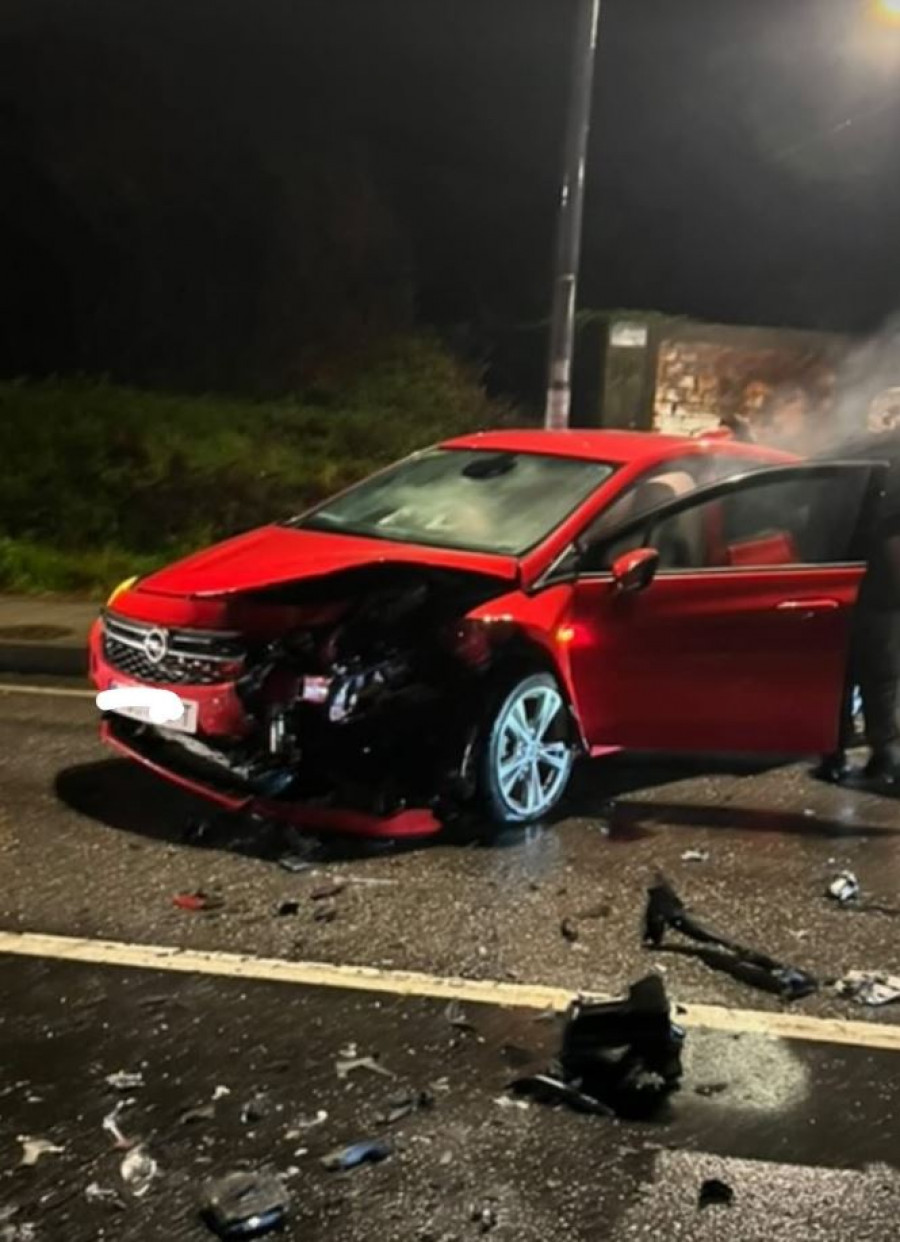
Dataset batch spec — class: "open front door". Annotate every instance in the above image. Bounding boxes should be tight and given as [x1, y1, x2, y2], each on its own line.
[566, 462, 883, 754]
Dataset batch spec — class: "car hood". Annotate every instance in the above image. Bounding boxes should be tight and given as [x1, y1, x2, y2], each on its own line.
[137, 524, 520, 597]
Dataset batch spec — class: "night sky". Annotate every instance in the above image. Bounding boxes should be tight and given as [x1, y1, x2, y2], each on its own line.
[2, 0, 900, 395]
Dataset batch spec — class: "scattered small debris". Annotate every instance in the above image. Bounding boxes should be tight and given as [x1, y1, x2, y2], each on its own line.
[644, 877, 818, 1001]
[681, 849, 710, 864]
[698, 1178, 734, 1209]
[493, 1095, 529, 1111]
[375, 1091, 435, 1126]
[560, 917, 579, 944]
[827, 871, 861, 906]
[0, 1222, 36, 1242]
[240, 1093, 270, 1125]
[180, 1103, 217, 1125]
[336, 1055, 395, 1081]
[173, 891, 224, 913]
[18, 1136, 64, 1167]
[470, 1205, 498, 1234]
[311, 879, 347, 901]
[213, 1086, 231, 1101]
[313, 905, 338, 924]
[276, 900, 300, 917]
[694, 1082, 729, 1098]
[278, 854, 313, 874]
[835, 971, 900, 1006]
[320, 1139, 393, 1172]
[85, 1182, 122, 1205]
[508, 975, 684, 1120]
[200, 1170, 289, 1239]
[105, 1071, 144, 1092]
[444, 1000, 477, 1033]
[285, 1110, 328, 1139]
[120, 1146, 158, 1198]
[102, 1101, 135, 1150]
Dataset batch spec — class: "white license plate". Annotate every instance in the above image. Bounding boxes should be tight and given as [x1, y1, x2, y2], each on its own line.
[108, 685, 198, 734]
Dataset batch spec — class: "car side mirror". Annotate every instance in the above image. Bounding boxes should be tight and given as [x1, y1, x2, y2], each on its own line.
[611, 547, 660, 595]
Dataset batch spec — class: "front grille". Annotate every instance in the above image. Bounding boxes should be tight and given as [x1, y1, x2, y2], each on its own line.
[102, 610, 245, 686]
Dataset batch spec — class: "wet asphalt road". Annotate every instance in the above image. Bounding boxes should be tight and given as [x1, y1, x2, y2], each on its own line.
[1, 680, 900, 1238]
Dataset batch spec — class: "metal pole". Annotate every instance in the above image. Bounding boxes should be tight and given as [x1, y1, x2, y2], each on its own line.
[544, 0, 601, 430]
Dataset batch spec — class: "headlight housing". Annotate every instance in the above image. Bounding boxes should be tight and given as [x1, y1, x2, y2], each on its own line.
[106, 575, 138, 608]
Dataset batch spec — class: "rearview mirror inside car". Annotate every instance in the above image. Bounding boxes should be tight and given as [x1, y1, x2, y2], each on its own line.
[611, 547, 660, 595]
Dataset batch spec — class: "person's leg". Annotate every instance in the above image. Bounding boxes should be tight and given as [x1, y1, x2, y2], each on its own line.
[859, 609, 900, 778]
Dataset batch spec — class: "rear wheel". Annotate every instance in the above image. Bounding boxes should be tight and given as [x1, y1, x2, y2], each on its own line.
[481, 672, 575, 825]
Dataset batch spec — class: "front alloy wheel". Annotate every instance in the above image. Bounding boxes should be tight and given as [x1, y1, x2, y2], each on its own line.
[483, 672, 575, 824]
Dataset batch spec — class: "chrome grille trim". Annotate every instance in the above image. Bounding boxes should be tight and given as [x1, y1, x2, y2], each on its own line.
[101, 609, 246, 685]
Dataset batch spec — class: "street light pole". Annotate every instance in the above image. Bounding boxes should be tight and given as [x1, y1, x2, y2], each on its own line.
[544, 0, 602, 431]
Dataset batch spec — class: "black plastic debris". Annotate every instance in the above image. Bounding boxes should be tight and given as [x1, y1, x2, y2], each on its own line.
[827, 871, 861, 905]
[313, 905, 338, 924]
[694, 1082, 728, 1098]
[643, 878, 818, 1001]
[200, 1171, 289, 1239]
[698, 1178, 734, 1209]
[511, 975, 684, 1120]
[560, 918, 580, 944]
[311, 880, 347, 901]
[320, 1139, 393, 1172]
[470, 1205, 498, 1233]
[240, 1093, 270, 1125]
[276, 900, 300, 917]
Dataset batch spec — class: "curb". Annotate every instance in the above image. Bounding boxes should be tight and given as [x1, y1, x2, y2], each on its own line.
[0, 644, 87, 678]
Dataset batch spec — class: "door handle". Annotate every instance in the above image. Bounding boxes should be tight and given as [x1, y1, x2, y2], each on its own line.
[776, 598, 841, 617]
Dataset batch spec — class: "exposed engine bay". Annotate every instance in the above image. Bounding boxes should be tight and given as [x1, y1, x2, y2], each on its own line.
[125, 565, 516, 819]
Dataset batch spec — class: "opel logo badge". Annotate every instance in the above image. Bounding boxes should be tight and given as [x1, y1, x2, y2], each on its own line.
[143, 628, 168, 665]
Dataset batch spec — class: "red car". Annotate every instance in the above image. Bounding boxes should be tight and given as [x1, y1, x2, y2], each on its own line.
[88, 429, 883, 839]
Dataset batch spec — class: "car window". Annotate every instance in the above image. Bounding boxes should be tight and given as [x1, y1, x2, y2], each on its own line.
[576, 454, 761, 554]
[291, 448, 616, 556]
[590, 470, 871, 573]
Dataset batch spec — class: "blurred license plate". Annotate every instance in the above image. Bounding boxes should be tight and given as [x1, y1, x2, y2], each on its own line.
[108, 685, 198, 734]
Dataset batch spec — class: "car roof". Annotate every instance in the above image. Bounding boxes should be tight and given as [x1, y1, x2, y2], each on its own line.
[442, 427, 789, 468]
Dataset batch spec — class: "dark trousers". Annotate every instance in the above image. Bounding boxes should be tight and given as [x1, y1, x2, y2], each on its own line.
[840, 607, 900, 751]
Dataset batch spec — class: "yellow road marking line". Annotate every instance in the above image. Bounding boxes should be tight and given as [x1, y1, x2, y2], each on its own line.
[0, 931, 898, 1052]
[0, 683, 93, 699]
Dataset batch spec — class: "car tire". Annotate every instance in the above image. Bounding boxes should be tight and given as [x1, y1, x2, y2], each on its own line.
[480, 671, 576, 826]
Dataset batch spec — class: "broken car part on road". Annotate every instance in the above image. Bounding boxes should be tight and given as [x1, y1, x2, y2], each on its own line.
[643, 878, 818, 1001]
[511, 974, 684, 1120]
[200, 1171, 290, 1239]
[835, 972, 900, 1007]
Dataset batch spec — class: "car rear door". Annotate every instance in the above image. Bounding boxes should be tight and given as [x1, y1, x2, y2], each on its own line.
[564, 462, 884, 754]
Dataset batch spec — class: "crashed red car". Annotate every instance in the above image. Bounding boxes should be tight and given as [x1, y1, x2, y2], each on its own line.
[88, 429, 883, 838]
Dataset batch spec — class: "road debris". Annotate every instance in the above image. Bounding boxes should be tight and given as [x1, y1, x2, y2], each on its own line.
[835, 971, 900, 1006]
[102, 1101, 135, 1149]
[276, 900, 300, 917]
[510, 975, 684, 1120]
[375, 1090, 435, 1126]
[18, 1136, 64, 1166]
[120, 1146, 159, 1198]
[311, 879, 347, 901]
[285, 1110, 328, 1139]
[643, 877, 818, 1001]
[313, 905, 338, 924]
[179, 1103, 217, 1125]
[827, 871, 861, 905]
[470, 1205, 498, 1233]
[445, 1000, 477, 1033]
[85, 1182, 123, 1205]
[681, 849, 710, 863]
[560, 917, 580, 943]
[105, 1070, 145, 1091]
[0, 1221, 36, 1242]
[694, 1082, 729, 1098]
[173, 891, 224, 912]
[698, 1178, 734, 1209]
[213, 1085, 232, 1101]
[240, 1093, 271, 1124]
[320, 1139, 393, 1172]
[336, 1055, 395, 1081]
[200, 1170, 290, 1239]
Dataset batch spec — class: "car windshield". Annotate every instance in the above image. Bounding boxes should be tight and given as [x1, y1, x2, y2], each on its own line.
[290, 448, 616, 556]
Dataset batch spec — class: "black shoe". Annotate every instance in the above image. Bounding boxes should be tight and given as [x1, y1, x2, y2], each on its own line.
[813, 752, 850, 784]
[863, 747, 900, 783]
